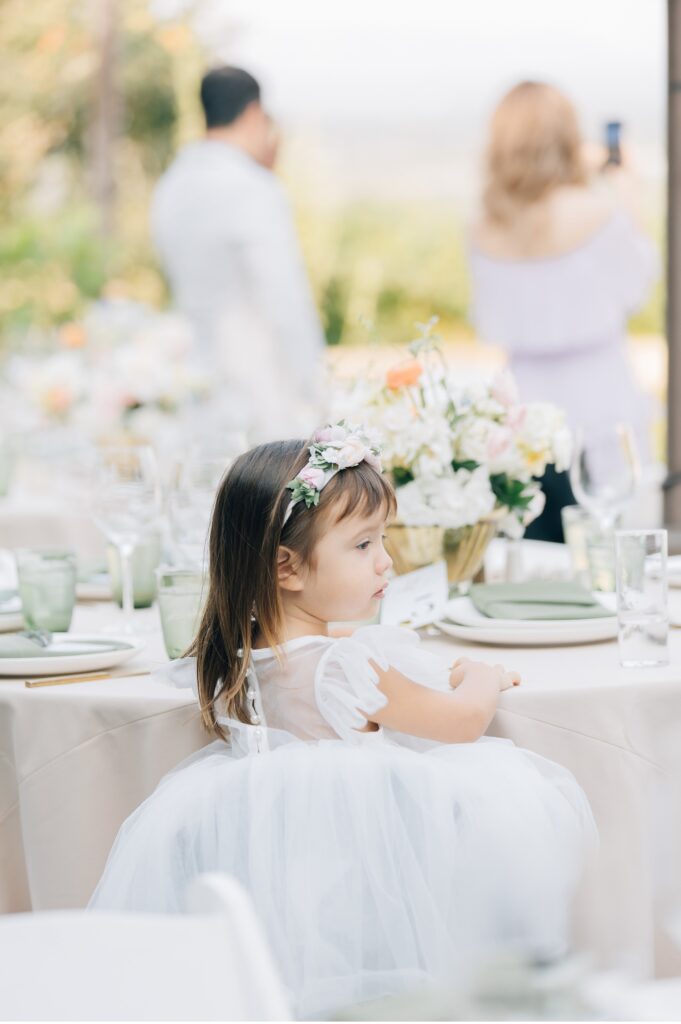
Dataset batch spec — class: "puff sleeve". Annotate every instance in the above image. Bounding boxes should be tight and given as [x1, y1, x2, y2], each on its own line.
[314, 625, 450, 741]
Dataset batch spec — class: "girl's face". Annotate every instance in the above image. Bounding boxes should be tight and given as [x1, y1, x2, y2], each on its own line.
[286, 506, 393, 626]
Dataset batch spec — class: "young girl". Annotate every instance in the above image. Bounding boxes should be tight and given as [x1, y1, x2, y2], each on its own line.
[90, 425, 596, 1019]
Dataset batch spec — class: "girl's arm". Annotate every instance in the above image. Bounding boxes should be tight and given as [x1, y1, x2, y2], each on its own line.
[368, 657, 520, 744]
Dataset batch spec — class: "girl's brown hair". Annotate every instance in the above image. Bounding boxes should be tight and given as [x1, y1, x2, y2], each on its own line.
[482, 81, 587, 227]
[189, 438, 396, 739]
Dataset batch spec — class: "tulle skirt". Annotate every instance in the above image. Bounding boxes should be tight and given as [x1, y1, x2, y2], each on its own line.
[89, 733, 596, 1019]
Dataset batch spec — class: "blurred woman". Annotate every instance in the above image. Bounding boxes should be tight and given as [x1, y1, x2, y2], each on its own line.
[469, 82, 658, 541]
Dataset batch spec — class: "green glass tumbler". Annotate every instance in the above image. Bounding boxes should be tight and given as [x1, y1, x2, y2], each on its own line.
[16, 549, 77, 632]
[156, 567, 206, 659]
[107, 530, 162, 609]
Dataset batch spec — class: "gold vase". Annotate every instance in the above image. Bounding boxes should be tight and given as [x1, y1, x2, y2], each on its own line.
[443, 515, 500, 586]
[384, 525, 445, 575]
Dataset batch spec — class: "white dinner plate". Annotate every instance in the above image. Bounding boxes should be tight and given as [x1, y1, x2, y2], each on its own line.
[436, 596, 618, 647]
[0, 634, 144, 677]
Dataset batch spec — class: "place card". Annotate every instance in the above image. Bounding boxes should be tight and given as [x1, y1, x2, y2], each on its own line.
[380, 560, 449, 629]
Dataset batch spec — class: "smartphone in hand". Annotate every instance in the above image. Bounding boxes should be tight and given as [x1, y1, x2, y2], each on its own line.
[603, 121, 622, 167]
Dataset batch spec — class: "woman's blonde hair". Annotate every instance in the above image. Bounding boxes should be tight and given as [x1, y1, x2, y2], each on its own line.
[482, 81, 587, 227]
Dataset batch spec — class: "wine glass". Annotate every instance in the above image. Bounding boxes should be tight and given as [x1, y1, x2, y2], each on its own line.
[92, 446, 161, 633]
[569, 423, 640, 531]
[168, 435, 246, 567]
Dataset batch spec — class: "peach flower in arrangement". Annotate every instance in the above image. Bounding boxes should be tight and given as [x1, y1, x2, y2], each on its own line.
[58, 322, 87, 350]
[386, 359, 423, 390]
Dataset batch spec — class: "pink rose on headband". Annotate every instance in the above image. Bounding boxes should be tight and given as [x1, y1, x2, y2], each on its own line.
[299, 466, 326, 490]
[313, 425, 347, 444]
[364, 450, 383, 472]
[325, 436, 369, 469]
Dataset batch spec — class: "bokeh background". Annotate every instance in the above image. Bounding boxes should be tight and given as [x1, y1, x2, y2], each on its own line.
[0, 0, 666, 373]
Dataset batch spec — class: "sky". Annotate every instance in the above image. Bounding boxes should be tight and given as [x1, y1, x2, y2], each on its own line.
[155, 0, 667, 203]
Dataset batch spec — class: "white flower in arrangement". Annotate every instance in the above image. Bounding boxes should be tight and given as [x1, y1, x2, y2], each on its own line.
[489, 370, 520, 409]
[395, 468, 496, 529]
[453, 416, 512, 472]
[514, 402, 573, 476]
[10, 352, 88, 420]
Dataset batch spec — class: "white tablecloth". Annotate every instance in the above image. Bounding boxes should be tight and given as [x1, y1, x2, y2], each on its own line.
[1, 581, 680, 979]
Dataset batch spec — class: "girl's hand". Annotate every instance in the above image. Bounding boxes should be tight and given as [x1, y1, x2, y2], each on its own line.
[498, 667, 521, 691]
[449, 657, 521, 692]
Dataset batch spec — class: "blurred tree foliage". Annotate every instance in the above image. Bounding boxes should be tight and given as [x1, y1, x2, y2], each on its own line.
[294, 199, 475, 346]
[0, 1, 665, 346]
[0, 0, 201, 338]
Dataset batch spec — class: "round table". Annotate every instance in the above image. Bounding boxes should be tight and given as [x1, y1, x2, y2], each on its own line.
[1, 563, 680, 979]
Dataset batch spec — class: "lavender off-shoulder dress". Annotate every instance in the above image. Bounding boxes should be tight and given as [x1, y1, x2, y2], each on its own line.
[469, 211, 659, 461]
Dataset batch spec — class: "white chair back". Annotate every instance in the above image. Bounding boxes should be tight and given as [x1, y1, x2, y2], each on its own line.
[0, 873, 292, 1021]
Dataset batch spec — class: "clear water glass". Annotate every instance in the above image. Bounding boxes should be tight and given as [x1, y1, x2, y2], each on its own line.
[586, 529, 617, 593]
[615, 529, 669, 668]
[168, 440, 245, 567]
[16, 549, 77, 632]
[156, 567, 207, 659]
[92, 446, 161, 633]
[561, 505, 595, 586]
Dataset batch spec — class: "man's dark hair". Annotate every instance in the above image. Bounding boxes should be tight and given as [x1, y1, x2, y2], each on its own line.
[200, 67, 261, 129]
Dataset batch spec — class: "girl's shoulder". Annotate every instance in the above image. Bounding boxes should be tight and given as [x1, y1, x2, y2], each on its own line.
[327, 624, 421, 662]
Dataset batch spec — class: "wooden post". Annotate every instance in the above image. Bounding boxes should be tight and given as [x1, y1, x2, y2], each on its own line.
[666, 0, 681, 521]
[88, 0, 120, 237]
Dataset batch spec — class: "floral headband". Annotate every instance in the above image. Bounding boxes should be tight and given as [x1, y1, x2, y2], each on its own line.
[283, 423, 383, 525]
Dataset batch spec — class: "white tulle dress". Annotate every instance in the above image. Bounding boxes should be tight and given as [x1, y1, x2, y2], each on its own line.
[89, 626, 597, 1019]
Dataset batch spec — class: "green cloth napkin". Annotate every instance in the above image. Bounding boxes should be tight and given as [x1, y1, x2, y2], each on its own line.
[469, 581, 614, 620]
[0, 635, 132, 658]
[0, 635, 61, 658]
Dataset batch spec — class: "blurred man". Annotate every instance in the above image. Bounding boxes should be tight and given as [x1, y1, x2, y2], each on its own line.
[151, 67, 325, 438]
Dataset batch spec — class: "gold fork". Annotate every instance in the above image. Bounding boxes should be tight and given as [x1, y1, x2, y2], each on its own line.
[24, 670, 151, 689]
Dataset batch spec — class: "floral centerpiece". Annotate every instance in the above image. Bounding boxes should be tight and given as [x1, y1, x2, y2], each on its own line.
[4, 300, 210, 445]
[334, 320, 572, 580]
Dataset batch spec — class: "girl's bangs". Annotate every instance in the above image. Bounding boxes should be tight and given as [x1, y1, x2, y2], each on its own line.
[321, 463, 397, 524]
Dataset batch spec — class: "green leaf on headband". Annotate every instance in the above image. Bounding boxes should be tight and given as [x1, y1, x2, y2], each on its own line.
[286, 478, 321, 511]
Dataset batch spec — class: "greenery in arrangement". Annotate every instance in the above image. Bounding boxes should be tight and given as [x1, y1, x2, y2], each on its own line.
[0, 0, 665, 350]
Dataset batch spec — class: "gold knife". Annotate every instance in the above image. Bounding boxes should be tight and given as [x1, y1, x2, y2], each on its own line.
[24, 670, 151, 689]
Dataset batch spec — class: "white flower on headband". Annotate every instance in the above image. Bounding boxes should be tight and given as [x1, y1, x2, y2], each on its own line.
[284, 422, 383, 523]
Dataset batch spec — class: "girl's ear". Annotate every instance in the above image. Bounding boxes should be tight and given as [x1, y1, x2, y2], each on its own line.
[277, 546, 305, 592]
